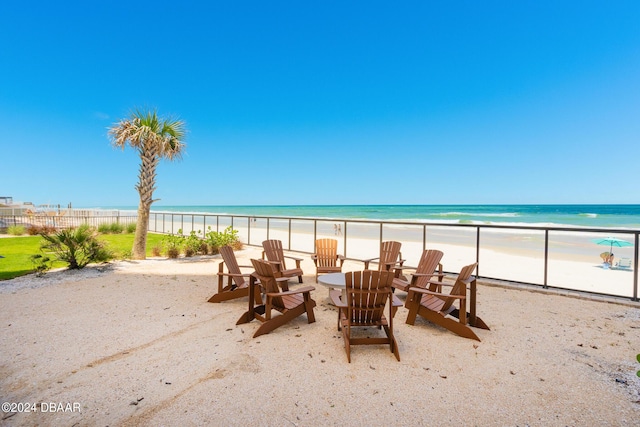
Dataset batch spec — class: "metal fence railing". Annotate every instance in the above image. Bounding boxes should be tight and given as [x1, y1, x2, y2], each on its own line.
[147, 211, 638, 302]
[2, 210, 637, 301]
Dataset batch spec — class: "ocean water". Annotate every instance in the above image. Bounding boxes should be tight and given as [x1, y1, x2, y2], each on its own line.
[115, 204, 640, 229]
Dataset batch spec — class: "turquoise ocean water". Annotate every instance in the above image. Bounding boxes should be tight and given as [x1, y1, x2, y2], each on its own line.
[108, 205, 640, 229]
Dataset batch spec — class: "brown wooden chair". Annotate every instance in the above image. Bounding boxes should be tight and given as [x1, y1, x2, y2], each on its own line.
[311, 238, 345, 282]
[236, 259, 316, 338]
[330, 270, 400, 362]
[208, 245, 261, 304]
[363, 240, 405, 272]
[262, 239, 304, 283]
[404, 262, 489, 341]
[392, 249, 444, 293]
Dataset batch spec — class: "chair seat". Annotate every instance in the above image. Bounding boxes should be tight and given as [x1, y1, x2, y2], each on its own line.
[280, 293, 306, 310]
[282, 268, 303, 278]
[420, 294, 446, 313]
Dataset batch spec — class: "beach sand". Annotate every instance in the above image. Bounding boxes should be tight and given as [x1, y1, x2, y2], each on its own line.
[1, 246, 639, 426]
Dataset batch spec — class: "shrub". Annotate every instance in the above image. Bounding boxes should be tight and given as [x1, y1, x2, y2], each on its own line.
[162, 232, 184, 259]
[98, 222, 126, 234]
[39, 224, 112, 269]
[30, 254, 52, 276]
[109, 222, 125, 234]
[151, 244, 162, 257]
[27, 225, 57, 235]
[204, 226, 242, 254]
[184, 230, 204, 257]
[8, 225, 26, 236]
[125, 222, 136, 234]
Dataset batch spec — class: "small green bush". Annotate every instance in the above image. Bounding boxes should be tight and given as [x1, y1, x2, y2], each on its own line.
[8, 225, 26, 235]
[30, 254, 52, 276]
[184, 230, 204, 257]
[125, 222, 136, 233]
[162, 232, 184, 259]
[98, 222, 126, 234]
[39, 224, 112, 269]
[205, 226, 242, 254]
[109, 223, 125, 234]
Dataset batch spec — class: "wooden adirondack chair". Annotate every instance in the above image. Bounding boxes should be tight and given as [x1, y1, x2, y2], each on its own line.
[363, 240, 405, 272]
[311, 238, 345, 282]
[208, 245, 261, 304]
[330, 270, 400, 362]
[236, 259, 316, 338]
[392, 249, 444, 293]
[404, 262, 489, 341]
[262, 239, 304, 283]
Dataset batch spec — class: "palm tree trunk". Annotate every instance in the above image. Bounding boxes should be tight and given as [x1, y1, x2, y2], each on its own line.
[132, 144, 158, 260]
[132, 203, 150, 259]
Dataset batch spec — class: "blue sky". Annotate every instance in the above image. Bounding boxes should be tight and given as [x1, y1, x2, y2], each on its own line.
[2, 1, 639, 207]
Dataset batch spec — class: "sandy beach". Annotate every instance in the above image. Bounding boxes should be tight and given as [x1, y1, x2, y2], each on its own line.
[1, 246, 639, 426]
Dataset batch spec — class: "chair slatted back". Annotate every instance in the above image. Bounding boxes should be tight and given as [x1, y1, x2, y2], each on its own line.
[220, 245, 245, 287]
[415, 249, 444, 290]
[440, 263, 478, 313]
[250, 258, 284, 308]
[379, 241, 402, 271]
[262, 240, 287, 270]
[345, 270, 393, 326]
[316, 238, 338, 268]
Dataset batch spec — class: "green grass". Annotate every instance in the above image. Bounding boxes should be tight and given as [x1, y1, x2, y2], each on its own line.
[0, 233, 166, 280]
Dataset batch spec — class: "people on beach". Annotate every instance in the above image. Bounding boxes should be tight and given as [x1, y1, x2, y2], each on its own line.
[600, 252, 614, 268]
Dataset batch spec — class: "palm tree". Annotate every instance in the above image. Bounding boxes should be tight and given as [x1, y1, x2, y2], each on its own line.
[109, 109, 186, 259]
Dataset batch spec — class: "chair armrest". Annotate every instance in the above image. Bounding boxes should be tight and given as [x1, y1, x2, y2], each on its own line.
[284, 255, 303, 268]
[408, 287, 466, 300]
[382, 259, 405, 269]
[265, 260, 283, 268]
[266, 286, 316, 298]
[330, 290, 347, 307]
[425, 280, 455, 288]
[460, 276, 476, 285]
[217, 272, 252, 278]
[413, 272, 440, 277]
[362, 257, 379, 269]
[393, 265, 416, 271]
[391, 294, 403, 307]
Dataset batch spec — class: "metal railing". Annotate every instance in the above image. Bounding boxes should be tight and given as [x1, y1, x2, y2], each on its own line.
[2, 209, 637, 301]
[147, 211, 639, 301]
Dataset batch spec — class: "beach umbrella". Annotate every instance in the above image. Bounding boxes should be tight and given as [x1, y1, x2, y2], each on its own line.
[591, 236, 633, 253]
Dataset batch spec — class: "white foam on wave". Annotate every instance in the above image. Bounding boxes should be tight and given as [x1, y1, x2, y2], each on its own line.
[432, 212, 520, 218]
